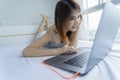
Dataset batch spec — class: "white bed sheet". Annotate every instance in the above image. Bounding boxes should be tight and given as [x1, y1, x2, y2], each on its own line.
[0, 41, 120, 80]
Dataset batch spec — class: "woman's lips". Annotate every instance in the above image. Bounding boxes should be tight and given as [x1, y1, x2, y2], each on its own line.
[72, 26, 77, 29]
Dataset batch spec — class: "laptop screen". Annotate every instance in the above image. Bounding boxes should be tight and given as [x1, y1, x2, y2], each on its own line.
[86, 1, 120, 72]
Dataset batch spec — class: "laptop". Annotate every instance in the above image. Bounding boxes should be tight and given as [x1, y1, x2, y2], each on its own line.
[44, 1, 120, 75]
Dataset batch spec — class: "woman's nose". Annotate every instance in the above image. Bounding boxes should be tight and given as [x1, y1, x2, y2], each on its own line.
[74, 18, 79, 24]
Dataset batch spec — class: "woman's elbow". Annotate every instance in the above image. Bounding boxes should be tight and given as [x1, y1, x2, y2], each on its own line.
[22, 48, 30, 57]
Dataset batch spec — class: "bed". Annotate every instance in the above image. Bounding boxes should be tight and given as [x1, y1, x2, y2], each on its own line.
[0, 25, 120, 80]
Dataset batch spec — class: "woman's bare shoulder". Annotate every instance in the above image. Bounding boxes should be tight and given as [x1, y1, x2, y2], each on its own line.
[47, 24, 56, 34]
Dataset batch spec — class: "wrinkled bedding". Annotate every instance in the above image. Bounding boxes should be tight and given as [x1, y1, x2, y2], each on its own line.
[0, 41, 120, 80]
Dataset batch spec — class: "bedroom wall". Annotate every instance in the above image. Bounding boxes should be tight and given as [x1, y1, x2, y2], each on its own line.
[0, 0, 86, 44]
[0, 0, 59, 26]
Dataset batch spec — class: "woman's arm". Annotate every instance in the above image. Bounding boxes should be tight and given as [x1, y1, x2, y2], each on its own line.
[69, 28, 80, 49]
[23, 28, 61, 57]
[22, 47, 64, 57]
[22, 26, 77, 57]
[22, 27, 71, 57]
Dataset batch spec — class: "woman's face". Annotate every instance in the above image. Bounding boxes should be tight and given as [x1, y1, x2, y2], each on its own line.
[65, 10, 82, 32]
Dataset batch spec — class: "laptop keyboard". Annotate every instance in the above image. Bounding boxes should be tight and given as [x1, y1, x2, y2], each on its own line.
[63, 50, 90, 68]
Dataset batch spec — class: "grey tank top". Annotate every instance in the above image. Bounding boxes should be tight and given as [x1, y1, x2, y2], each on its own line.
[35, 31, 65, 49]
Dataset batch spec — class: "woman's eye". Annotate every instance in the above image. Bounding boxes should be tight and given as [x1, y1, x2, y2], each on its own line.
[70, 18, 75, 20]
[78, 16, 80, 19]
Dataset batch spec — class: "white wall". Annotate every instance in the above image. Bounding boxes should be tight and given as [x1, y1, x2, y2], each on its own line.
[0, 0, 59, 26]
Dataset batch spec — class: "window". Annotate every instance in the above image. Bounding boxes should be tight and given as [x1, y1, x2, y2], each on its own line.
[83, 0, 120, 43]
[87, 0, 98, 8]
[88, 10, 102, 39]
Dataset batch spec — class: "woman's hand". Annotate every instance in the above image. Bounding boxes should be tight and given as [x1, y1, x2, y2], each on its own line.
[61, 45, 77, 54]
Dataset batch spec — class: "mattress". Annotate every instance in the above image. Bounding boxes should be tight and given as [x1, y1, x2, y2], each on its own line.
[0, 41, 120, 80]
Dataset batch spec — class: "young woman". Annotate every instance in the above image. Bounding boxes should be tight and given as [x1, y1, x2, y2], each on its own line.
[22, 0, 82, 57]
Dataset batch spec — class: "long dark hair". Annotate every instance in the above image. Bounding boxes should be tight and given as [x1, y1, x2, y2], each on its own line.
[55, 0, 81, 44]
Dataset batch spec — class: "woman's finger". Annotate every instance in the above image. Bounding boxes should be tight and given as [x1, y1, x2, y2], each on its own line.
[71, 47, 77, 52]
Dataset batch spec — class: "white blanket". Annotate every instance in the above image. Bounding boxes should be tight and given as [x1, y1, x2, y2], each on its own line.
[0, 41, 120, 80]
